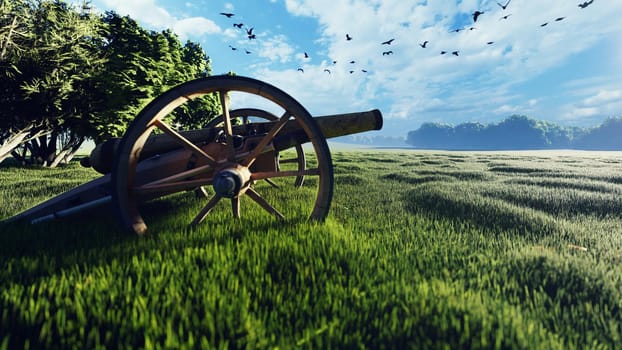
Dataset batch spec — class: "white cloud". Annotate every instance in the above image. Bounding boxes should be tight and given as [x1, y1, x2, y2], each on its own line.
[173, 17, 221, 40]
[255, 35, 296, 64]
[88, 0, 622, 134]
[98, 0, 222, 40]
[494, 104, 519, 115]
[273, 0, 622, 125]
[222, 28, 239, 40]
[582, 90, 622, 107]
[561, 88, 622, 124]
[98, 0, 172, 28]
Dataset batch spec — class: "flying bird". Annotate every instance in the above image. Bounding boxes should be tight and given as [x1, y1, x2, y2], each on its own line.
[382, 51, 393, 55]
[452, 51, 459, 56]
[496, 0, 511, 10]
[420, 41, 429, 48]
[228, 45, 237, 50]
[297, 68, 304, 73]
[381, 38, 395, 45]
[540, 22, 548, 27]
[346, 34, 352, 41]
[244, 49, 251, 54]
[578, 0, 594, 8]
[440, 51, 447, 55]
[450, 28, 463, 33]
[304, 52, 309, 58]
[324, 69, 331, 74]
[555, 17, 565, 21]
[332, 60, 337, 64]
[246, 27, 256, 39]
[233, 23, 243, 28]
[500, 14, 512, 20]
[349, 70, 354, 74]
[487, 41, 494, 45]
[472, 11, 484, 22]
[220, 12, 234, 18]
[361, 69, 367, 73]
[349, 60, 356, 64]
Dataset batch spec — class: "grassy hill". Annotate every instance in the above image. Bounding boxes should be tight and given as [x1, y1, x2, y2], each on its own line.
[1, 150, 621, 348]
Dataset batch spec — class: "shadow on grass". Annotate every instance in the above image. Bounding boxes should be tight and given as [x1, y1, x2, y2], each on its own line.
[0, 192, 316, 286]
[403, 182, 560, 240]
[489, 249, 622, 346]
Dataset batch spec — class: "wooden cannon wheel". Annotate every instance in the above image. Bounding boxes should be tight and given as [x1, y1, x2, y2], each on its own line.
[205, 108, 306, 188]
[112, 75, 334, 235]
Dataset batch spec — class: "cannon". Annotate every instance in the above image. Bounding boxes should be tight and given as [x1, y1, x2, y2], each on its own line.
[3, 75, 383, 235]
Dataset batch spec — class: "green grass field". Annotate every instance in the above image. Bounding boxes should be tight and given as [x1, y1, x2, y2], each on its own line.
[1, 150, 621, 348]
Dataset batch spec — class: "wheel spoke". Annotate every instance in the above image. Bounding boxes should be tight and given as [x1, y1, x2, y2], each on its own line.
[241, 111, 291, 167]
[195, 186, 209, 198]
[191, 194, 222, 225]
[113, 75, 334, 234]
[252, 168, 320, 181]
[218, 90, 236, 161]
[232, 197, 240, 218]
[264, 178, 280, 188]
[246, 187, 285, 219]
[151, 119, 217, 166]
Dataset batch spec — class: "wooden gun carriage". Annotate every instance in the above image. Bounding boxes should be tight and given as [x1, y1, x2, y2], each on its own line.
[3, 76, 383, 235]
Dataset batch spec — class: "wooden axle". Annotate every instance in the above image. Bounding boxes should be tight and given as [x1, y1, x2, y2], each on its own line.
[83, 109, 383, 174]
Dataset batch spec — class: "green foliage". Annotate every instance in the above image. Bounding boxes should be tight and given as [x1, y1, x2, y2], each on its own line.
[1, 150, 622, 348]
[406, 115, 622, 150]
[0, 0, 220, 164]
[1, 0, 100, 132]
[573, 117, 622, 150]
[86, 12, 219, 142]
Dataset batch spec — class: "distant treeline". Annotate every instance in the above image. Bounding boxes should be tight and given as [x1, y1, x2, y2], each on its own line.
[335, 135, 408, 147]
[406, 115, 622, 150]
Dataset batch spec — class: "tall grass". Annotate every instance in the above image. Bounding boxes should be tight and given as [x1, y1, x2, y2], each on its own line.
[1, 150, 621, 348]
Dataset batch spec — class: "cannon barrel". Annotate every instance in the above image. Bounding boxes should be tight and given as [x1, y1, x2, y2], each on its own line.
[84, 109, 382, 174]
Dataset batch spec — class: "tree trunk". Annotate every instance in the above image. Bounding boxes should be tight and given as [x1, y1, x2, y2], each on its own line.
[0, 125, 47, 165]
[48, 135, 84, 168]
[0, 129, 30, 164]
[27, 133, 58, 166]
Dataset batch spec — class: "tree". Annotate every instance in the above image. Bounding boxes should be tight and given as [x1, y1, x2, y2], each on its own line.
[0, 0, 42, 163]
[0, 0, 104, 166]
[481, 115, 546, 149]
[453, 122, 485, 149]
[573, 117, 622, 150]
[406, 122, 454, 149]
[1, 3, 220, 166]
[403, 114, 622, 150]
[84, 12, 219, 143]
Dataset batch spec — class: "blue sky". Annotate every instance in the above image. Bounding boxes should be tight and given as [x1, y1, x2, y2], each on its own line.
[80, 0, 622, 138]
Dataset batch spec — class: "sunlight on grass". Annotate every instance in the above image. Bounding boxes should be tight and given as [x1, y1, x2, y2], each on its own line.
[1, 150, 621, 348]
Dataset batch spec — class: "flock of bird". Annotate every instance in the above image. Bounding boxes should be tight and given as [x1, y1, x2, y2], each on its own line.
[218, 0, 596, 76]
[428, 0, 596, 57]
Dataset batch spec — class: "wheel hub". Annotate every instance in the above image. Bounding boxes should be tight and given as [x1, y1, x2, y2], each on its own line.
[212, 165, 251, 198]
